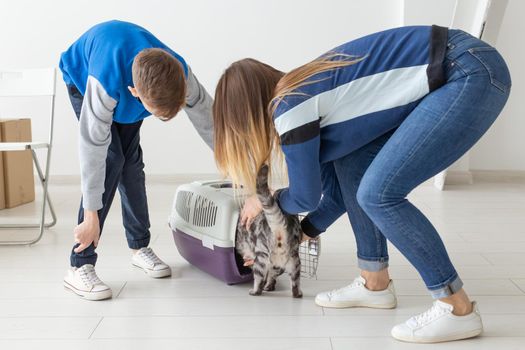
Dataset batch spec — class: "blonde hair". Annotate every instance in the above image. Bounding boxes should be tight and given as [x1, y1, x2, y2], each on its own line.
[213, 54, 363, 194]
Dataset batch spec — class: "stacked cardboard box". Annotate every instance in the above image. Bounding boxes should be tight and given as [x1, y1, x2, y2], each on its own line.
[0, 118, 35, 209]
[0, 130, 4, 209]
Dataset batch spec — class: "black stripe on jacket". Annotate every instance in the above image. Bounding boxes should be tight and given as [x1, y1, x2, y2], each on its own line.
[427, 25, 448, 92]
[280, 119, 320, 146]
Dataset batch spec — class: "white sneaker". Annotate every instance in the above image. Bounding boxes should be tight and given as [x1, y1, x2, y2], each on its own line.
[391, 300, 483, 343]
[63, 264, 112, 301]
[315, 276, 397, 309]
[132, 247, 171, 278]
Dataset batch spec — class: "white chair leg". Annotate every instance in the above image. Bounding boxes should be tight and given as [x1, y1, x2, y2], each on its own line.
[33, 148, 57, 228]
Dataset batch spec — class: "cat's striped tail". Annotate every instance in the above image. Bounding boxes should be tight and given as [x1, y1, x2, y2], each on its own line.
[256, 164, 286, 224]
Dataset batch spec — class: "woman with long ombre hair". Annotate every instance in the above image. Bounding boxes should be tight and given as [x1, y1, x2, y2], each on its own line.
[213, 26, 511, 343]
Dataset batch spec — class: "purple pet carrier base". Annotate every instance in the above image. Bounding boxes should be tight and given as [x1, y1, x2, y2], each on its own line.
[172, 228, 253, 285]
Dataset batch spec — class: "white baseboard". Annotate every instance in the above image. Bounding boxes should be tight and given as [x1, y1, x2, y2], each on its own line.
[441, 170, 525, 187]
[48, 175, 80, 185]
[48, 173, 222, 186]
[47, 170, 525, 187]
[443, 170, 474, 186]
[472, 170, 525, 182]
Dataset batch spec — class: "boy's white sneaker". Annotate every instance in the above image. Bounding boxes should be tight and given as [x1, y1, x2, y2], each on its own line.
[132, 247, 171, 278]
[391, 300, 483, 343]
[63, 264, 112, 301]
[315, 276, 397, 309]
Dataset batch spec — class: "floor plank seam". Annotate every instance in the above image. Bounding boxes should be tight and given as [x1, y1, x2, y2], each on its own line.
[509, 279, 525, 294]
[479, 253, 495, 266]
[115, 281, 127, 299]
[3, 310, 525, 318]
[88, 317, 104, 339]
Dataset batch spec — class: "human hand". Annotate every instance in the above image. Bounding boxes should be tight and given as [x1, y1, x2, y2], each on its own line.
[73, 210, 100, 253]
[243, 256, 254, 267]
[301, 233, 312, 242]
[241, 194, 263, 230]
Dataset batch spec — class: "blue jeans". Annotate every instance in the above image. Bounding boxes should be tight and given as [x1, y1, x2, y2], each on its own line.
[67, 85, 151, 267]
[313, 30, 511, 298]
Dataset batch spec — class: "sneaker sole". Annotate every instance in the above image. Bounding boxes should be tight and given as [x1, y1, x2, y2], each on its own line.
[391, 328, 483, 343]
[315, 297, 397, 309]
[132, 263, 172, 278]
[63, 280, 112, 301]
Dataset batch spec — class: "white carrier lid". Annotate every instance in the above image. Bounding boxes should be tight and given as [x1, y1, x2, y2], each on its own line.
[169, 180, 244, 249]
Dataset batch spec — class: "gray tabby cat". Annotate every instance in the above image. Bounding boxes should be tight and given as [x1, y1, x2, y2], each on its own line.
[236, 164, 303, 298]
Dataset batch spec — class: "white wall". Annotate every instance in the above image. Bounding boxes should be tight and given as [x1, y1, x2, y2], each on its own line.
[0, 0, 402, 176]
[403, 0, 525, 172]
[403, 0, 456, 26]
[469, 0, 525, 171]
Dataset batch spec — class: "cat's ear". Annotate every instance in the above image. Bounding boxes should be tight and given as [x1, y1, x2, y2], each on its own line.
[258, 164, 269, 176]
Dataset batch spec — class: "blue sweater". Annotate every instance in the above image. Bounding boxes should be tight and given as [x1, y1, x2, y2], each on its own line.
[59, 20, 187, 124]
[273, 25, 448, 234]
[58, 21, 214, 211]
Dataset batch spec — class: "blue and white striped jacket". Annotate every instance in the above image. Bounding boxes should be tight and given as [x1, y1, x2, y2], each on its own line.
[274, 25, 448, 233]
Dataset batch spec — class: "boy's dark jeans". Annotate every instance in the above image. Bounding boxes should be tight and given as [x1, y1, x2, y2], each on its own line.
[67, 85, 151, 267]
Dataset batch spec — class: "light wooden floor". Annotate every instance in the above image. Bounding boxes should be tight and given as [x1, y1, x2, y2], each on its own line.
[0, 179, 524, 349]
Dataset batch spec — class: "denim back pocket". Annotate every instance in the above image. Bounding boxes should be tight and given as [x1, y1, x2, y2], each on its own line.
[468, 47, 512, 93]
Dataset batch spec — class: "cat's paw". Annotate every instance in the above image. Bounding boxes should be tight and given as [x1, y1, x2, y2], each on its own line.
[249, 288, 262, 296]
[263, 284, 276, 292]
[292, 289, 303, 298]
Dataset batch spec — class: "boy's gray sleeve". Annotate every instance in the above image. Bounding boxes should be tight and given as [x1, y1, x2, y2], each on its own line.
[78, 75, 117, 211]
[183, 66, 214, 149]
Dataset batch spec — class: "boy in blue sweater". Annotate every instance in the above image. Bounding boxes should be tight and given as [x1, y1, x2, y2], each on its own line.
[60, 21, 213, 300]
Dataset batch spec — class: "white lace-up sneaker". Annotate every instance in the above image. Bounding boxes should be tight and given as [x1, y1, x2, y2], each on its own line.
[132, 247, 171, 278]
[315, 276, 397, 309]
[63, 264, 112, 301]
[391, 300, 483, 343]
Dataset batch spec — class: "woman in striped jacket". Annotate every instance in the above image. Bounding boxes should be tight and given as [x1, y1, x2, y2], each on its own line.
[213, 26, 511, 343]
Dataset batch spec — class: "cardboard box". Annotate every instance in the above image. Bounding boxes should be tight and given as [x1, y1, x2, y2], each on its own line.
[0, 129, 5, 210]
[0, 119, 35, 208]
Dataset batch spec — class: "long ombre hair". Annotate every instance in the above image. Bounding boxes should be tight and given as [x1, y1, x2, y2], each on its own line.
[213, 54, 363, 194]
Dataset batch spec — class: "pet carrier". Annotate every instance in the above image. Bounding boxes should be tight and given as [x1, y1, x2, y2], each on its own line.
[169, 180, 320, 285]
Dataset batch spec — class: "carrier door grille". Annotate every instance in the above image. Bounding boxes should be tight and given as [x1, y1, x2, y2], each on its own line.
[175, 190, 193, 223]
[192, 194, 218, 227]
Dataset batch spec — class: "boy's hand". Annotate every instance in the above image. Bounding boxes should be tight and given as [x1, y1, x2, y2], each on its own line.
[241, 194, 263, 230]
[73, 210, 101, 253]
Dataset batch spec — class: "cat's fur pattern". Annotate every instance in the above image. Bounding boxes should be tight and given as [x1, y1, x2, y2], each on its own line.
[236, 165, 302, 298]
